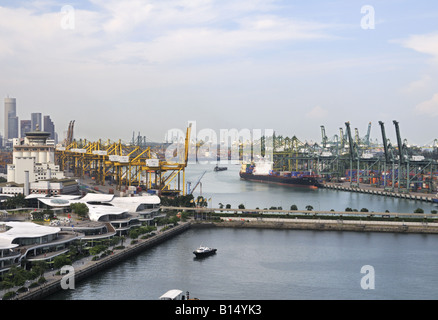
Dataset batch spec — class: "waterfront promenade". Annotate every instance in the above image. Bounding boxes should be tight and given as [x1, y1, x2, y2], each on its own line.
[5, 206, 438, 300]
[3, 222, 190, 300]
[161, 206, 438, 218]
[164, 206, 438, 234]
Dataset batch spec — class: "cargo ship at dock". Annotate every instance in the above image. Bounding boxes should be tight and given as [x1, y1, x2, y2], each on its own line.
[240, 161, 322, 189]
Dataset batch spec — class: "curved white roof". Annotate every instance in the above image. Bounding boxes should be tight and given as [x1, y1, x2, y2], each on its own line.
[80, 193, 114, 202]
[0, 222, 60, 250]
[38, 197, 72, 207]
[110, 195, 160, 212]
[87, 204, 127, 222]
[38, 193, 160, 221]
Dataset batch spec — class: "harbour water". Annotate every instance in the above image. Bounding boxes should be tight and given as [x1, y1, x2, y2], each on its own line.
[186, 164, 438, 214]
[48, 163, 438, 300]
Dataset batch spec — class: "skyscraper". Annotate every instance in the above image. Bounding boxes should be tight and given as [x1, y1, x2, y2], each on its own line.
[4, 97, 18, 140]
[31, 112, 42, 131]
[43, 115, 56, 142]
[20, 120, 31, 138]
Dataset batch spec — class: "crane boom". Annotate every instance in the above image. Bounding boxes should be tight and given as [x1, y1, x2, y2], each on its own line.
[320, 125, 327, 148]
[190, 171, 206, 194]
[393, 120, 404, 164]
[364, 122, 372, 145]
[378, 121, 389, 163]
[345, 122, 355, 159]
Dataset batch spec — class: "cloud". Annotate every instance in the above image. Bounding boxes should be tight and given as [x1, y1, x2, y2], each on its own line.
[305, 106, 328, 119]
[402, 75, 433, 94]
[415, 93, 438, 117]
[0, 0, 336, 67]
[398, 32, 438, 64]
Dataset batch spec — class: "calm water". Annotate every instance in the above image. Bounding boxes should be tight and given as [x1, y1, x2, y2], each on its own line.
[48, 163, 438, 300]
[186, 163, 438, 214]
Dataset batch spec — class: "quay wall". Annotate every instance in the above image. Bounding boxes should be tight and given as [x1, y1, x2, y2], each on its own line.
[191, 218, 438, 234]
[17, 222, 190, 300]
[322, 183, 436, 203]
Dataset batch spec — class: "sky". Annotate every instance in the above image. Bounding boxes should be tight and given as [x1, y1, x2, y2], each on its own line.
[1, 0, 438, 146]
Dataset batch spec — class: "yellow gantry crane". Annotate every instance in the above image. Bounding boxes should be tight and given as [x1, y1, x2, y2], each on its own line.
[55, 124, 192, 196]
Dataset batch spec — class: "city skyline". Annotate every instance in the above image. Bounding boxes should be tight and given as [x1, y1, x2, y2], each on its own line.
[0, 1, 438, 145]
[3, 97, 58, 144]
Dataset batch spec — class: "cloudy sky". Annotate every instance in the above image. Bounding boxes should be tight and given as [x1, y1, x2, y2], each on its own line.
[1, 0, 438, 145]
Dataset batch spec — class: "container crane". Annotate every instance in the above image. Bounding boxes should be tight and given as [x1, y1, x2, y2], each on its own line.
[188, 170, 206, 194]
[364, 122, 372, 146]
[379, 121, 394, 190]
[393, 120, 405, 164]
[65, 120, 75, 147]
[345, 122, 356, 160]
[320, 125, 328, 148]
[345, 121, 360, 186]
[378, 121, 390, 164]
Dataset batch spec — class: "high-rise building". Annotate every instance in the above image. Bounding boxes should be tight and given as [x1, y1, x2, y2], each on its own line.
[43, 115, 56, 142]
[31, 112, 42, 131]
[4, 97, 18, 140]
[20, 120, 31, 138]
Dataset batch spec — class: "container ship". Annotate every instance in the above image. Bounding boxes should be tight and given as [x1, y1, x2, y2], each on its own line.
[239, 161, 322, 189]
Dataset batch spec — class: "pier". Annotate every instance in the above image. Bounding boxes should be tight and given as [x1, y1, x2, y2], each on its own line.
[322, 182, 437, 203]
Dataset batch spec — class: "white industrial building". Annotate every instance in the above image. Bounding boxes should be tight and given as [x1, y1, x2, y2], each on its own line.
[7, 125, 65, 185]
[4, 125, 75, 196]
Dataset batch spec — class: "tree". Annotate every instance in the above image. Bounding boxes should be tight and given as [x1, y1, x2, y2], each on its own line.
[53, 255, 71, 270]
[196, 196, 208, 207]
[290, 204, 298, 210]
[305, 205, 313, 211]
[238, 204, 245, 209]
[2, 194, 27, 209]
[70, 203, 89, 218]
[31, 261, 47, 277]
[414, 208, 424, 213]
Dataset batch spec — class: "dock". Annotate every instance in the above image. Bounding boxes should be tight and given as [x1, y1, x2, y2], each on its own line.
[322, 182, 437, 203]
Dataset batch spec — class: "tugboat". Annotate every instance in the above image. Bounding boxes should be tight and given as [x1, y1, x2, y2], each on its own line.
[193, 245, 217, 258]
[214, 164, 227, 172]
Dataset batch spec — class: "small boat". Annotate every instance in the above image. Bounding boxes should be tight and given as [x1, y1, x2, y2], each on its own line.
[214, 165, 227, 172]
[159, 289, 197, 300]
[159, 289, 184, 300]
[193, 246, 217, 257]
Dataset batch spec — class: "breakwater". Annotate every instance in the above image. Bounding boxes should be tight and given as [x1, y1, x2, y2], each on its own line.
[16, 222, 190, 300]
[192, 217, 438, 234]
